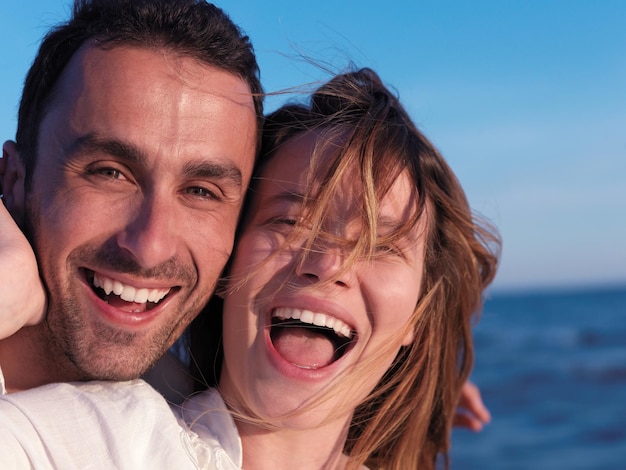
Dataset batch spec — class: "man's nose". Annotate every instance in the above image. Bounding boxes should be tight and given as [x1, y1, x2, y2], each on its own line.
[116, 194, 179, 268]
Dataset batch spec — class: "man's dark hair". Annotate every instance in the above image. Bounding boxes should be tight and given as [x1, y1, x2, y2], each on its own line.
[16, 0, 263, 186]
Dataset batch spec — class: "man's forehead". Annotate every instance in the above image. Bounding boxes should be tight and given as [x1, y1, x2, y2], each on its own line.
[58, 43, 254, 105]
[37, 43, 257, 189]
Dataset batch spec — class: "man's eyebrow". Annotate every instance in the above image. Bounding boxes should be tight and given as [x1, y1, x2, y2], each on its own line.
[70, 133, 243, 187]
[70, 134, 147, 164]
[182, 161, 242, 188]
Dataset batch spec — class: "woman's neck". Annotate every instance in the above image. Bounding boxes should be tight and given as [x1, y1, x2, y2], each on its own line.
[235, 417, 352, 470]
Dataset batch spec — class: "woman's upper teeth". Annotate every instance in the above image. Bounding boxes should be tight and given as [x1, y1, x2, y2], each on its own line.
[273, 307, 352, 338]
[92, 272, 170, 304]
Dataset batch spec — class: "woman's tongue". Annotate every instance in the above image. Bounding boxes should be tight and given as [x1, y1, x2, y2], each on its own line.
[272, 326, 336, 369]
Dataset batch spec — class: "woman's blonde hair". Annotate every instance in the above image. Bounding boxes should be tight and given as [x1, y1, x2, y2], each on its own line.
[190, 67, 500, 469]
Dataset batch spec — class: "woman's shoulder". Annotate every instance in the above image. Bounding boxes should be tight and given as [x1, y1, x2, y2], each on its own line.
[179, 387, 243, 469]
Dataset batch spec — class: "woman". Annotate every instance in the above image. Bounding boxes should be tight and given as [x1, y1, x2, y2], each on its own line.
[185, 67, 500, 469]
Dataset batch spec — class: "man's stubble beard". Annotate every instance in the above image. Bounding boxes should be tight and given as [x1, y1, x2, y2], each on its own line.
[45, 290, 169, 381]
[23, 195, 203, 382]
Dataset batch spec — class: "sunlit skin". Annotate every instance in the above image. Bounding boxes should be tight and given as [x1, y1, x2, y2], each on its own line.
[0, 44, 257, 391]
[219, 131, 427, 469]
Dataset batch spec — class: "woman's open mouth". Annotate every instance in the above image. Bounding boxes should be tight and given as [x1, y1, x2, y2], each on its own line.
[269, 307, 356, 369]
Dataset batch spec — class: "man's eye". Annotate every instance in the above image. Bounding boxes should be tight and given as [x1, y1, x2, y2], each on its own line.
[186, 186, 220, 200]
[88, 167, 125, 180]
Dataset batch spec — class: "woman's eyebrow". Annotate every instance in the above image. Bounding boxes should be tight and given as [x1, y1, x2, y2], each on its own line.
[264, 190, 306, 206]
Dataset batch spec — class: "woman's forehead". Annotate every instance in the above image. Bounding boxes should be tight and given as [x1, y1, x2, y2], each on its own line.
[260, 131, 419, 224]
[260, 131, 318, 187]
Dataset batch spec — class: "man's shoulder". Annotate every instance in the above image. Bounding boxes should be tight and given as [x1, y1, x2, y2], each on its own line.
[1, 378, 159, 406]
[0, 380, 201, 469]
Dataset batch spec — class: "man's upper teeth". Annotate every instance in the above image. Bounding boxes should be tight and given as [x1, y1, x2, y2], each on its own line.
[93, 273, 170, 303]
[273, 307, 352, 338]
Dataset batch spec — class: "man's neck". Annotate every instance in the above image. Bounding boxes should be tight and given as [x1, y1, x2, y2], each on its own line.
[0, 324, 80, 392]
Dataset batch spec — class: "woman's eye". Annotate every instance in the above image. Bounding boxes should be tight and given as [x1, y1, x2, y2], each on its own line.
[376, 244, 405, 259]
[273, 217, 297, 226]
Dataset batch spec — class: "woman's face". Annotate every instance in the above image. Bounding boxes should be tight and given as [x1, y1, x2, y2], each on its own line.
[219, 131, 427, 428]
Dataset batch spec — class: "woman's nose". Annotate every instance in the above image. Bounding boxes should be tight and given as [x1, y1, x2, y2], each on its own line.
[294, 245, 354, 288]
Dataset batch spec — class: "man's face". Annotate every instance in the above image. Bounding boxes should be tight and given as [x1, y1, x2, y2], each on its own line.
[23, 44, 257, 380]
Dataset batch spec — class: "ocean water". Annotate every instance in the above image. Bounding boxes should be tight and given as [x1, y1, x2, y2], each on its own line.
[450, 285, 626, 469]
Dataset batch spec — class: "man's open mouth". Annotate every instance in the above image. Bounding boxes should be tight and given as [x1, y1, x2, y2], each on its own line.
[87, 270, 171, 313]
[269, 307, 356, 370]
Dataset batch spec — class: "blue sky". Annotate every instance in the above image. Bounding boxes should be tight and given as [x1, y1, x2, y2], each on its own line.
[1, 1, 625, 291]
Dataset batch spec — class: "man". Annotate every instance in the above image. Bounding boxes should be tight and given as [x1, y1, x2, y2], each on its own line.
[0, 2, 262, 465]
[0, 0, 262, 394]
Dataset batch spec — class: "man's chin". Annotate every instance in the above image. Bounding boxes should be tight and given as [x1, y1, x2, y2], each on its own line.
[59, 328, 167, 382]
[73, 351, 160, 382]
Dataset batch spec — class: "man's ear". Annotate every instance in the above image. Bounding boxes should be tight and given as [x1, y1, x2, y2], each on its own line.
[2, 140, 27, 225]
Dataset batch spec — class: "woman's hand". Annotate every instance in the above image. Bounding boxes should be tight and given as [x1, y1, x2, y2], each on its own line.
[0, 191, 46, 339]
[454, 381, 491, 431]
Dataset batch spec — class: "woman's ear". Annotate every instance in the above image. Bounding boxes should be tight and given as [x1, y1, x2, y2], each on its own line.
[2, 141, 27, 226]
[214, 277, 227, 299]
[401, 327, 415, 347]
